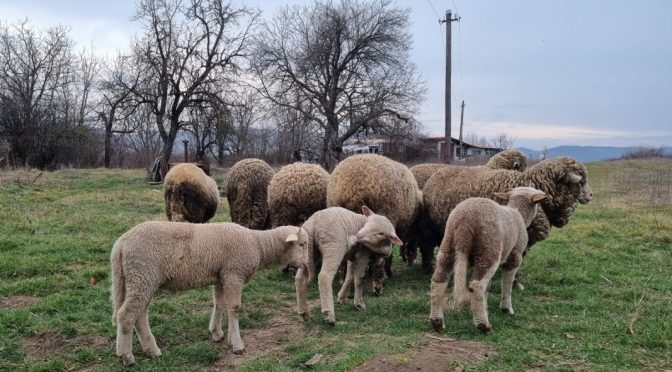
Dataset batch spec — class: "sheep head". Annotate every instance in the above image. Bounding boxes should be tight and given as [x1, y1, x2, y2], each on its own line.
[283, 227, 309, 272]
[354, 206, 403, 257]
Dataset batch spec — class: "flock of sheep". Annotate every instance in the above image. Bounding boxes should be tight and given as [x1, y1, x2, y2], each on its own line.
[109, 150, 593, 365]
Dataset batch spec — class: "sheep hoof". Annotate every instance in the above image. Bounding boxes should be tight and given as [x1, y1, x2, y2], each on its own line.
[372, 287, 382, 297]
[430, 318, 444, 332]
[500, 307, 514, 315]
[337, 297, 346, 304]
[143, 347, 162, 357]
[355, 303, 366, 311]
[120, 354, 135, 366]
[476, 323, 492, 334]
[211, 329, 225, 342]
[299, 312, 311, 321]
[233, 347, 245, 355]
[514, 282, 525, 291]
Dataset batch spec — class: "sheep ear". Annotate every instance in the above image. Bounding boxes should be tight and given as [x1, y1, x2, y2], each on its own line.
[362, 205, 374, 216]
[564, 172, 582, 184]
[531, 193, 547, 203]
[513, 161, 520, 169]
[493, 192, 510, 201]
[285, 233, 298, 243]
[389, 233, 403, 246]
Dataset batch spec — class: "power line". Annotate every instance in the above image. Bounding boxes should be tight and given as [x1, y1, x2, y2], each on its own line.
[426, 0, 440, 20]
[426, 0, 446, 54]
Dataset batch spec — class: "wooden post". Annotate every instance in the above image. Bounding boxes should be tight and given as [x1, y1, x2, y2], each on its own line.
[182, 140, 189, 163]
[441, 10, 460, 164]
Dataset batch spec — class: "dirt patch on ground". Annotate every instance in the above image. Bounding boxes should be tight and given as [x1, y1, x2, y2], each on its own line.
[0, 295, 39, 309]
[206, 309, 312, 371]
[21, 331, 111, 361]
[352, 334, 493, 372]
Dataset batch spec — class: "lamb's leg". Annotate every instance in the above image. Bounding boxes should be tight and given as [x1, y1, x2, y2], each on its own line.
[115, 294, 146, 366]
[429, 250, 454, 332]
[223, 276, 245, 353]
[336, 260, 355, 305]
[469, 256, 500, 334]
[371, 256, 388, 297]
[295, 266, 312, 321]
[351, 250, 371, 310]
[209, 281, 225, 341]
[135, 306, 161, 358]
[318, 246, 345, 325]
[500, 251, 523, 314]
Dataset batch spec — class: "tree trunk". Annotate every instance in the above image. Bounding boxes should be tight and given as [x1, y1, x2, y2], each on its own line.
[104, 123, 112, 168]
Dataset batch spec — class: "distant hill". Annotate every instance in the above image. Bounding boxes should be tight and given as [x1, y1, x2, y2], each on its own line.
[516, 146, 672, 162]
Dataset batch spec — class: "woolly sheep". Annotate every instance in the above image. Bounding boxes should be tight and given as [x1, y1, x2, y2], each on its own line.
[226, 158, 274, 229]
[268, 162, 330, 227]
[429, 187, 547, 333]
[327, 154, 421, 295]
[405, 149, 528, 270]
[295, 206, 402, 325]
[110, 221, 308, 365]
[421, 157, 593, 286]
[163, 163, 219, 223]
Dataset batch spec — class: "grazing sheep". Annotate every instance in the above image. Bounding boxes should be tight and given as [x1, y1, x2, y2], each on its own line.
[226, 158, 274, 229]
[405, 149, 528, 270]
[421, 156, 593, 287]
[163, 163, 219, 223]
[429, 187, 547, 333]
[295, 206, 402, 325]
[268, 162, 330, 227]
[327, 154, 421, 295]
[110, 221, 308, 366]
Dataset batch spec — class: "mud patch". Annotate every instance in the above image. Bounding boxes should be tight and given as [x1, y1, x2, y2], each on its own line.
[352, 334, 493, 372]
[21, 331, 111, 361]
[0, 295, 39, 309]
[206, 311, 311, 371]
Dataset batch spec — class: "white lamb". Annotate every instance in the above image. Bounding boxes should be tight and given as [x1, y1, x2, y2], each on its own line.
[295, 206, 402, 325]
[429, 187, 547, 333]
[110, 221, 308, 365]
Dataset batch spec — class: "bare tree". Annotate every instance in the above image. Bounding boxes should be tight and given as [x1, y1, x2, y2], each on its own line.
[130, 0, 258, 163]
[491, 132, 516, 149]
[253, 0, 425, 170]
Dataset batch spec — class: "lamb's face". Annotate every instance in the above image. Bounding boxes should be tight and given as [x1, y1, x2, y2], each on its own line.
[356, 206, 403, 256]
[283, 228, 309, 271]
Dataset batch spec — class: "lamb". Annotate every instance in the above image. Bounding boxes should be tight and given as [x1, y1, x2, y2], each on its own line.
[110, 221, 308, 366]
[295, 206, 402, 325]
[410, 149, 528, 191]
[163, 163, 219, 223]
[326, 154, 421, 295]
[226, 158, 274, 229]
[429, 187, 547, 333]
[405, 149, 528, 269]
[421, 156, 593, 286]
[268, 162, 330, 227]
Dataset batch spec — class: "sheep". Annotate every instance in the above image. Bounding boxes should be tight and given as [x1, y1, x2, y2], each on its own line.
[226, 158, 274, 229]
[326, 154, 421, 295]
[405, 149, 528, 270]
[110, 221, 308, 366]
[163, 163, 219, 223]
[268, 162, 330, 228]
[421, 156, 593, 287]
[295, 206, 402, 325]
[429, 187, 547, 333]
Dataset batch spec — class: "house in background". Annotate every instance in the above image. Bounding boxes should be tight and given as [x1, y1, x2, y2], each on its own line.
[421, 136, 502, 162]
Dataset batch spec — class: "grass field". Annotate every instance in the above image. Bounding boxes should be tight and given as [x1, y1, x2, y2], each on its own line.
[0, 158, 671, 371]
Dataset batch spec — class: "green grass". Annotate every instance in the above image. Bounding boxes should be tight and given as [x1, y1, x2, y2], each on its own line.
[0, 160, 671, 371]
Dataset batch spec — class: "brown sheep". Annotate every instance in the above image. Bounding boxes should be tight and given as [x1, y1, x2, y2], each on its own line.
[163, 163, 219, 223]
[226, 158, 274, 229]
[268, 162, 330, 227]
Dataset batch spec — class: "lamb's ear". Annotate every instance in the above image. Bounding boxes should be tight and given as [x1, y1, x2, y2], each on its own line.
[493, 192, 510, 201]
[389, 233, 403, 246]
[564, 172, 582, 184]
[531, 193, 547, 203]
[362, 205, 374, 216]
[285, 233, 298, 243]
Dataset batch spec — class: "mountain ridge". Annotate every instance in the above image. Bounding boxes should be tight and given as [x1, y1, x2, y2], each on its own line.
[516, 145, 672, 162]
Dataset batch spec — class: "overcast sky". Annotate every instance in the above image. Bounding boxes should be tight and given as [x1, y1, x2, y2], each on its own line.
[2, 0, 670, 149]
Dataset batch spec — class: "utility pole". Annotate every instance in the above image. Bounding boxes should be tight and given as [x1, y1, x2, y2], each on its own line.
[458, 100, 465, 160]
[441, 10, 460, 164]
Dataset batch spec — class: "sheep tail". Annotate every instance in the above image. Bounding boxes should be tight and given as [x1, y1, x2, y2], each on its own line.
[110, 243, 125, 325]
[452, 251, 470, 308]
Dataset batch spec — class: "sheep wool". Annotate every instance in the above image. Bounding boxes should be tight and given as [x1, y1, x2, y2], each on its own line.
[110, 221, 308, 365]
[429, 187, 546, 333]
[226, 158, 274, 229]
[268, 162, 330, 227]
[164, 163, 219, 223]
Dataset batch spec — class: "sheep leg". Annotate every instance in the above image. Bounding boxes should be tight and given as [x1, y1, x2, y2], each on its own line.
[469, 259, 499, 334]
[223, 276, 245, 354]
[317, 246, 344, 325]
[295, 266, 311, 321]
[115, 294, 147, 366]
[430, 250, 454, 332]
[347, 250, 370, 310]
[371, 256, 388, 297]
[336, 260, 354, 305]
[209, 281, 226, 341]
[500, 252, 522, 314]
[135, 306, 161, 358]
